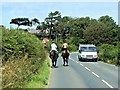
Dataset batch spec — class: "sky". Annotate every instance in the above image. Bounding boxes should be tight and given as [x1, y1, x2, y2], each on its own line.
[1, 0, 119, 29]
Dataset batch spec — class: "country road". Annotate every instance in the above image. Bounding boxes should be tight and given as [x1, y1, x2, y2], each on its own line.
[48, 53, 118, 88]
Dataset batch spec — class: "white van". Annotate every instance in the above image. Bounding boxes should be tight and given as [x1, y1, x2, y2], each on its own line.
[78, 44, 98, 62]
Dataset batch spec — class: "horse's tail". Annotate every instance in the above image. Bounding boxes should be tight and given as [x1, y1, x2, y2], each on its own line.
[66, 50, 69, 56]
[62, 50, 69, 57]
[50, 50, 54, 59]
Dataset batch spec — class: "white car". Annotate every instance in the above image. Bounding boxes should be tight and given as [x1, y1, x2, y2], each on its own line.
[78, 44, 98, 62]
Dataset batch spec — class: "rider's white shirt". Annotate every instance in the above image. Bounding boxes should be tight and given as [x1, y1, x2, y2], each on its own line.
[50, 43, 58, 52]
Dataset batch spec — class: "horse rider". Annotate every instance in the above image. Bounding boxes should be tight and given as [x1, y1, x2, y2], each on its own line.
[50, 41, 58, 53]
[61, 40, 70, 66]
[50, 41, 58, 68]
[42, 36, 49, 48]
[61, 40, 69, 54]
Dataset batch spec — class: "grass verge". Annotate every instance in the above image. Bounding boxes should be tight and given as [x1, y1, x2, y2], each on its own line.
[23, 54, 50, 88]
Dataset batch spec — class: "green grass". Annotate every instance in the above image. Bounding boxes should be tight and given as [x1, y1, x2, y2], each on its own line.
[23, 54, 50, 88]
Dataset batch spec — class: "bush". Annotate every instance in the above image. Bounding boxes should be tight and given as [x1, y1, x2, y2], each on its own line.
[68, 44, 77, 52]
[98, 44, 118, 65]
[117, 42, 120, 66]
[2, 28, 46, 88]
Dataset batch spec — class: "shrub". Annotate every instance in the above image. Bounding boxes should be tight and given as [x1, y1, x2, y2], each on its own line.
[2, 28, 46, 88]
[68, 44, 77, 52]
[98, 44, 118, 65]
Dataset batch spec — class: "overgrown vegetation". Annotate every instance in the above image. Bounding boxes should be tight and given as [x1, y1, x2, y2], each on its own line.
[97, 44, 119, 65]
[1, 27, 46, 88]
[23, 54, 50, 88]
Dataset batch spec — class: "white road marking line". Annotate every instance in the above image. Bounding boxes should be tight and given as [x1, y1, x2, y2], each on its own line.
[80, 63, 84, 67]
[85, 67, 90, 71]
[72, 59, 75, 61]
[70, 56, 114, 88]
[70, 57, 74, 61]
[102, 80, 114, 88]
[76, 61, 79, 63]
[92, 72, 100, 78]
[70, 57, 80, 64]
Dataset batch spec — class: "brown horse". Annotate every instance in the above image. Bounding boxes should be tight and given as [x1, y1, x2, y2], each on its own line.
[62, 50, 69, 66]
[50, 50, 58, 68]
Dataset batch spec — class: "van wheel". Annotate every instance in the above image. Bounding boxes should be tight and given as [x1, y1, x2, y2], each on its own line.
[78, 58, 81, 61]
[78, 56, 79, 61]
[95, 59, 97, 62]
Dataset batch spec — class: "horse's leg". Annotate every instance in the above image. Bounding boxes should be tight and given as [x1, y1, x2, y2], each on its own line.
[51, 59, 54, 68]
[52, 60, 54, 66]
[54, 53, 58, 67]
[54, 58, 56, 67]
[66, 55, 69, 66]
[64, 58, 66, 65]
[54, 59, 57, 68]
[54, 61, 56, 67]
[66, 58, 68, 66]
[63, 57, 65, 66]
[53, 58, 56, 67]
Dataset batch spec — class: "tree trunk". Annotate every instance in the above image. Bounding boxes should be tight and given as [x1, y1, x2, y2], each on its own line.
[17, 25, 20, 30]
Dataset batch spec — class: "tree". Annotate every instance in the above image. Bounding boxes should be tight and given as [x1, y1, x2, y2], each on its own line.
[10, 18, 31, 29]
[62, 16, 73, 22]
[10, 18, 40, 29]
[98, 15, 117, 29]
[84, 22, 116, 45]
[98, 15, 118, 45]
[45, 11, 61, 39]
[31, 18, 40, 26]
[37, 22, 48, 30]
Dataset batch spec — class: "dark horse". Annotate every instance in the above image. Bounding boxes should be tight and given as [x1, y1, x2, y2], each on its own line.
[50, 50, 58, 68]
[62, 50, 70, 66]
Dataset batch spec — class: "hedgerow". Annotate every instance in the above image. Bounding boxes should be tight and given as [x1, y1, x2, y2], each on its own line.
[97, 44, 119, 65]
[2, 28, 46, 88]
